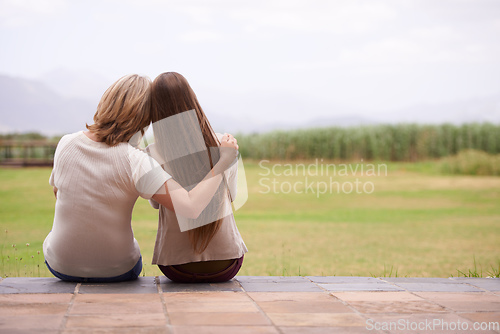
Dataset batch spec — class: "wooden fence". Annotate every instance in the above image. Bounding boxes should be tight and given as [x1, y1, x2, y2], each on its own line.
[0, 140, 57, 167]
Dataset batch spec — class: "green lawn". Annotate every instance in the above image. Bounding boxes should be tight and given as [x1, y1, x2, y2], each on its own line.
[1, 160, 499, 278]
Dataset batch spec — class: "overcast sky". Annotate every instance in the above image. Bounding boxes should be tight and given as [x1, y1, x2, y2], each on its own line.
[1, 0, 500, 124]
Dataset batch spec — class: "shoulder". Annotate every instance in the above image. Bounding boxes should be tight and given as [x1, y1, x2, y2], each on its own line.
[53, 131, 85, 153]
[58, 131, 82, 146]
[147, 143, 166, 165]
[127, 144, 162, 168]
[127, 144, 149, 160]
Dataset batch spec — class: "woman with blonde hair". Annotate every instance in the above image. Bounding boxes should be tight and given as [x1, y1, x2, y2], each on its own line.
[44, 74, 238, 282]
[148, 72, 247, 283]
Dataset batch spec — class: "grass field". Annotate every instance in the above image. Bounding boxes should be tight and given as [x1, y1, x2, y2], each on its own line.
[1, 160, 499, 278]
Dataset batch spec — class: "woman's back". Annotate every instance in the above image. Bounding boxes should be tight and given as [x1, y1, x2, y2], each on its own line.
[44, 131, 169, 277]
[150, 143, 246, 266]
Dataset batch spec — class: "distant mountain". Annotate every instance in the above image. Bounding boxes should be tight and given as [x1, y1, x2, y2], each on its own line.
[0, 74, 95, 135]
[40, 68, 113, 102]
[0, 72, 499, 136]
[201, 90, 370, 133]
[376, 95, 500, 124]
[203, 89, 500, 133]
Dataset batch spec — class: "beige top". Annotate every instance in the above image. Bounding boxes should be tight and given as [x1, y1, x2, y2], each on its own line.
[148, 142, 248, 266]
[43, 131, 171, 277]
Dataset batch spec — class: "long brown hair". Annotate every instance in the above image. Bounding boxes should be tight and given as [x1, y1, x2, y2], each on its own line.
[151, 72, 226, 253]
[87, 74, 151, 146]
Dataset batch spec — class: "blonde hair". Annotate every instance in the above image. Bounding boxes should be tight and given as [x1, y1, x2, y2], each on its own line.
[87, 74, 152, 146]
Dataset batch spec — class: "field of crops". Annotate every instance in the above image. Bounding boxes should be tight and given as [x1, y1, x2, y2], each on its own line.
[238, 123, 500, 161]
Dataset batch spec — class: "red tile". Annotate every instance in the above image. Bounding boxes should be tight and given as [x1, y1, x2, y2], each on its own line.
[256, 300, 352, 313]
[0, 314, 64, 330]
[348, 301, 446, 314]
[248, 292, 333, 302]
[460, 312, 500, 323]
[0, 293, 73, 304]
[74, 293, 160, 303]
[65, 314, 166, 328]
[163, 292, 250, 303]
[280, 326, 378, 333]
[169, 312, 271, 326]
[0, 303, 68, 316]
[267, 313, 366, 327]
[332, 292, 423, 302]
[165, 301, 259, 313]
[172, 325, 279, 334]
[63, 328, 167, 334]
[70, 302, 163, 315]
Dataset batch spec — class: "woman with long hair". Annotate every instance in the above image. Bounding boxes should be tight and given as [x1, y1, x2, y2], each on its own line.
[44, 74, 238, 282]
[149, 72, 247, 283]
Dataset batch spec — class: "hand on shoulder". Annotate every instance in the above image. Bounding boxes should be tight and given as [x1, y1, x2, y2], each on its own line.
[217, 132, 237, 145]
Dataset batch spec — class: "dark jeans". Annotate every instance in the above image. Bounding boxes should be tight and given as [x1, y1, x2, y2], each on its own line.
[45, 257, 143, 283]
[159, 255, 244, 283]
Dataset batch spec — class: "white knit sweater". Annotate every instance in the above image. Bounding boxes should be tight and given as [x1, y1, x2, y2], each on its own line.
[43, 131, 170, 277]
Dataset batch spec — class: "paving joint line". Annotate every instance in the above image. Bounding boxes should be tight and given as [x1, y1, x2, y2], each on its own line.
[459, 281, 498, 294]
[380, 276, 497, 294]
[387, 278, 497, 297]
[240, 282, 284, 334]
[378, 277, 423, 293]
[58, 282, 80, 334]
[306, 277, 500, 334]
[449, 277, 497, 293]
[377, 279, 483, 324]
[156, 276, 173, 334]
[305, 277, 391, 334]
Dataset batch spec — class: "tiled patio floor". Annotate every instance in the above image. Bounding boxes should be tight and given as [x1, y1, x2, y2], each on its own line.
[0, 276, 498, 333]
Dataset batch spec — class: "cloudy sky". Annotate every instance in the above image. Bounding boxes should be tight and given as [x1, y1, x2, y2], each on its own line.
[1, 0, 500, 125]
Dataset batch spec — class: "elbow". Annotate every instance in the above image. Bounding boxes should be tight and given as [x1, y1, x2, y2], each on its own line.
[149, 199, 160, 210]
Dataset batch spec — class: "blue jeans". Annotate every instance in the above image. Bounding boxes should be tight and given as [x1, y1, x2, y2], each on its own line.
[45, 257, 143, 283]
